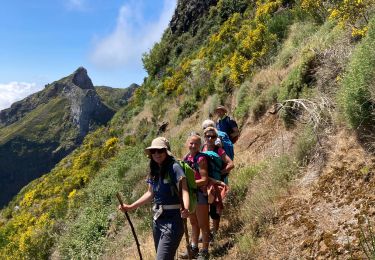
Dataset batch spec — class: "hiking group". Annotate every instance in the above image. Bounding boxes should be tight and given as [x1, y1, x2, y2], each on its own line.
[118, 105, 239, 260]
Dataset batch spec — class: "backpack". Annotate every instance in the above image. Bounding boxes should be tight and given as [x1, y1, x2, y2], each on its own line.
[217, 116, 239, 143]
[217, 130, 234, 160]
[167, 160, 197, 213]
[194, 151, 223, 181]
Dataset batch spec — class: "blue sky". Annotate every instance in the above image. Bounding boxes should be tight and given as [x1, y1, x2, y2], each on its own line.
[0, 0, 177, 110]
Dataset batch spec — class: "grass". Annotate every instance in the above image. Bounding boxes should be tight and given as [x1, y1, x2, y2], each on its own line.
[359, 220, 375, 259]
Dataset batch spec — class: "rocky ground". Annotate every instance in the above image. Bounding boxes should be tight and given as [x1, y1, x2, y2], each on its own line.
[252, 129, 375, 259]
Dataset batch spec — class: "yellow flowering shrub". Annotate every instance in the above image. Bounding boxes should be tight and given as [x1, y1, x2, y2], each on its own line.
[163, 59, 192, 93]
[255, 0, 282, 21]
[72, 150, 91, 170]
[301, 0, 374, 37]
[103, 137, 119, 158]
[328, 0, 373, 38]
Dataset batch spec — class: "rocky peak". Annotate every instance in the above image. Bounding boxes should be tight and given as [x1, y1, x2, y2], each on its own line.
[71, 67, 94, 90]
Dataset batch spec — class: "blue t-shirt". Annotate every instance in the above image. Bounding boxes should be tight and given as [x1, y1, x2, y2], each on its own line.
[148, 162, 185, 206]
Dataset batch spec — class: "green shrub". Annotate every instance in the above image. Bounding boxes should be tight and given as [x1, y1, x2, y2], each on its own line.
[142, 34, 172, 77]
[278, 51, 316, 127]
[278, 50, 315, 101]
[267, 9, 294, 41]
[338, 17, 375, 129]
[177, 99, 198, 122]
[274, 22, 318, 68]
[294, 125, 317, 166]
[235, 80, 253, 120]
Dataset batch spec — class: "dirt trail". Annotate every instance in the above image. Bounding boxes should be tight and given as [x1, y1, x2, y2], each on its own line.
[252, 129, 375, 259]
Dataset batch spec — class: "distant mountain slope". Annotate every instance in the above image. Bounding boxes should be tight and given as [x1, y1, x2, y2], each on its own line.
[95, 83, 139, 111]
[0, 67, 123, 208]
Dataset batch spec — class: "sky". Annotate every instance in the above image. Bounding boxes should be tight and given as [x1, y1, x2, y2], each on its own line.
[0, 0, 177, 110]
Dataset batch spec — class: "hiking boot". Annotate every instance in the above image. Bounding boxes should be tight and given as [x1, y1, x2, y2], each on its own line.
[196, 249, 209, 260]
[179, 245, 199, 259]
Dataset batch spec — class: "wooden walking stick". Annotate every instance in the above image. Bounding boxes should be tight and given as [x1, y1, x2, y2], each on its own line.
[116, 192, 143, 260]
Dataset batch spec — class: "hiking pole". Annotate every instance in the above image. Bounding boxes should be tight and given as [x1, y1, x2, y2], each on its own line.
[116, 192, 143, 260]
[179, 184, 192, 260]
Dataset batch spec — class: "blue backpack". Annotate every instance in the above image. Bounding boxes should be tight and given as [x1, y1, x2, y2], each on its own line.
[194, 151, 223, 181]
[217, 130, 234, 160]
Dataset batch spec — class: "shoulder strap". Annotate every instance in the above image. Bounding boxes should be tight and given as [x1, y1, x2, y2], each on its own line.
[193, 152, 204, 163]
[166, 160, 181, 196]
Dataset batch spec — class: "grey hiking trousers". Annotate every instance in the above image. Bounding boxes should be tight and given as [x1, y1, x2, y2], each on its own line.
[152, 212, 184, 260]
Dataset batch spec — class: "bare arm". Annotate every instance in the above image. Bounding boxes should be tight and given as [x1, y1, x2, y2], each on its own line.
[118, 184, 153, 212]
[195, 158, 209, 187]
[221, 153, 234, 174]
[179, 177, 190, 218]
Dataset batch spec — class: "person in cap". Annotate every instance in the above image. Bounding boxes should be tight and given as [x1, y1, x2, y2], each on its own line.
[215, 105, 240, 144]
[119, 137, 190, 260]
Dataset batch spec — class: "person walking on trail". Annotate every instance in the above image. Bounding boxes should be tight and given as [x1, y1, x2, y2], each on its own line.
[180, 132, 210, 260]
[202, 127, 234, 238]
[215, 105, 240, 144]
[202, 119, 234, 160]
[118, 137, 190, 260]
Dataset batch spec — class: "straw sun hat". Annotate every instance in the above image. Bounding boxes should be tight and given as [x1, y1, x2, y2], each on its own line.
[144, 137, 173, 157]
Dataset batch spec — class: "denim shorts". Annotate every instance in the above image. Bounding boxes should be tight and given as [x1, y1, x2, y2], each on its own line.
[197, 190, 208, 205]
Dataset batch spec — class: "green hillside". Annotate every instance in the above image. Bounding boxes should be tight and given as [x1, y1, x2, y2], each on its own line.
[1, 0, 375, 259]
[95, 84, 139, 111]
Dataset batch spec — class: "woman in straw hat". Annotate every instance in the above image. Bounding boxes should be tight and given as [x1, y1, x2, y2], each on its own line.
[119, 137, 190, 259]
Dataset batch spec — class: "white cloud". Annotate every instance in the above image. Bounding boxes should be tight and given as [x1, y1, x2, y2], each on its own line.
[90, 0, 177, 69]
[0, 82, 42, 111]
[67, 0, 86, 10]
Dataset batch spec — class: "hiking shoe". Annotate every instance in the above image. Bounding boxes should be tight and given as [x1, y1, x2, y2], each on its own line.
[196, 249, 209, 260]
[179, 245, 199, 259]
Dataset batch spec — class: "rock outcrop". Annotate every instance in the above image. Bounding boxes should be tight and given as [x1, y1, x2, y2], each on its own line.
[169, 0, 219, 35]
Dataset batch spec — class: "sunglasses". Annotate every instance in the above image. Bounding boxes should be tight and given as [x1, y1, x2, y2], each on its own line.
[205, 135, 217, 139]
[149, 149, 166, 155]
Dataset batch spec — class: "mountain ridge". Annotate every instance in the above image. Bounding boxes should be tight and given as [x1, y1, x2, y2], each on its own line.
[0, 67, 134, 208]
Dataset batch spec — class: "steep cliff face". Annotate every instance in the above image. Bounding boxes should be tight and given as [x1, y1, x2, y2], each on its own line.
[0, 67, 117, 207]
[60, 67, 114, 138]
[169, 0, 219, 35]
